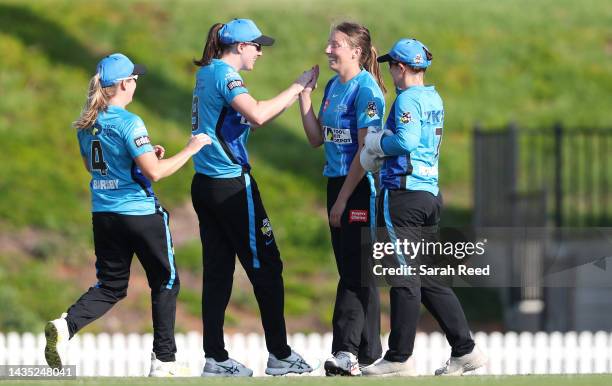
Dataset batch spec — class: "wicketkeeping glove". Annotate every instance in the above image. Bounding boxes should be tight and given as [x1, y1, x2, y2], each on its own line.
[360, 147, 383, 172]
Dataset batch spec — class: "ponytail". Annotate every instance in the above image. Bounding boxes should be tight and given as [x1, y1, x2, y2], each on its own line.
[193, 23, 229, 66]
[364, 45, 387, 94]
[73, 74, 117, 130]
[333, 21, 387, 94]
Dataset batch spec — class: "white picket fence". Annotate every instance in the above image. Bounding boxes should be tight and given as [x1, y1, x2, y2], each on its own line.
[1, 331, 611, 376]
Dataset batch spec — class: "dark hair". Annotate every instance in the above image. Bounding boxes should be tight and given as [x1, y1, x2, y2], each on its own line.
[193, 23, 230, 67]
[333, 21, 386, 94]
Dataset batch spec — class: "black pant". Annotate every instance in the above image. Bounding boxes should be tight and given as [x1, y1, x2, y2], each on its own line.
[327, 175, 382, 365]
[191, 173, 291, 362]
[378, 189, 474, 362]
[65, 210, 179, 362]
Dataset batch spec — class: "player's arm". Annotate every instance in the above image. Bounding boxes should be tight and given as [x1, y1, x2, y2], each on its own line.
[135, 134, 211, 182]
[231, 69, 315, 127]
[298, 65, 323, 147]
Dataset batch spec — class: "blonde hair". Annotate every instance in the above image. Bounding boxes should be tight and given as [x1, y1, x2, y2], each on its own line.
[333, 21, 387, 94]
[73, 74, 118, 130]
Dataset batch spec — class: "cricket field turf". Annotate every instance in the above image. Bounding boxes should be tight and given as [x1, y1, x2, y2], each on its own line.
[1, 375, 612, 386]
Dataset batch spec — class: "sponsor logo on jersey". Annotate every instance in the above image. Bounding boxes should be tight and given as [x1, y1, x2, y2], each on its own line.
[400, 112, 412, 124]
[93, 179, 119, 190]
[334, 104, 348, 113]
[323, 126, 353, 144]
[349, 209, 368, 223]
[227, 79, 244, 90]
[366, 101, 378, 118]
[134, 135, 151, 148]
[261, 218, 273, 237]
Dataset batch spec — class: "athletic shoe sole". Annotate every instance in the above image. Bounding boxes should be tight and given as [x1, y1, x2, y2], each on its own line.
[324, 362, 360, 377]
[44, 322, 62, 369]
[265, 367, 313, 376]
[437, 354, 488, 376]
[202, 370, 253, 377]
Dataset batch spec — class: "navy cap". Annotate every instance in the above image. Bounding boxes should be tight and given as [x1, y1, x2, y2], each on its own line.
[218, 19, 275, 46]
[96, 53, 146, 88]
[377, 38, 432, 68]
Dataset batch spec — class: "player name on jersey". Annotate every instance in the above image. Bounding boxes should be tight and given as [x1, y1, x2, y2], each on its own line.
[93, 179, 119, 190]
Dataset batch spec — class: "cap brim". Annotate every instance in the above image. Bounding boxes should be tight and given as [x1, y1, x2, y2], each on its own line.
[376, 54, 393, 63]
[132, 64, 147, 75]
[253, 35, 275, 46]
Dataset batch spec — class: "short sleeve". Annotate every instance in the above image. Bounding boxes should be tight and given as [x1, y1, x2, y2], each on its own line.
[381, 95, 421, 155]
[355, 84, 384, 129]
[217, 67, 249, 104]
[124, 116, 154, 158]
[395, 96, 421, 135]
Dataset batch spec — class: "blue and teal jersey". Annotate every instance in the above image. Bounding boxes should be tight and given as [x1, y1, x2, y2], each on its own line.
[319, 70, 385, 177]
[191, 59, 251, 178]
[77, 105, 157, 215]
[380, 85, 443, 195]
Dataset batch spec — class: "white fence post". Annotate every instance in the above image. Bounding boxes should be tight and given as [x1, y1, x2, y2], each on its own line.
[1, 330, 611, 376]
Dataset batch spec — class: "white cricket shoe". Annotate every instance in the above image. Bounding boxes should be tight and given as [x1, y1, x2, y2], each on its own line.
[361, 357, 417, 376]
[324, 351, 361, 376]
[148, 352, 190, 377]
[435, 346, 488, 376]
[201, 357, 253, 377]
[44, 313, 70, 369]
[265, 350, 313, 376]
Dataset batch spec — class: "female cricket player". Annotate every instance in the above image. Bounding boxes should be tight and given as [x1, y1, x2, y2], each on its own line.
[45, 53, 211, 377]
[189, 18, 315, 377]
[298, 21, 385, 376]
[360, 38, 487, 376]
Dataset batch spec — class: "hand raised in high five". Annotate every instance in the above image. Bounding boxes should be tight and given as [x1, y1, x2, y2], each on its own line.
[303, 65, 319, 94]
[294, 67, 317, 91]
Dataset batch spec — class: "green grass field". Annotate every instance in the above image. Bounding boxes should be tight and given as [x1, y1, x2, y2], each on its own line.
[0, 0, 610, 332]
[2, 375, 612, 386]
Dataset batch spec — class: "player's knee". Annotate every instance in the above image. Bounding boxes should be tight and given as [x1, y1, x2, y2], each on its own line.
[114, 287, 128, 300]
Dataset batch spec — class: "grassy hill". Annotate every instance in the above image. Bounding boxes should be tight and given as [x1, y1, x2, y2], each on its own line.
[0, 0, 610, 332]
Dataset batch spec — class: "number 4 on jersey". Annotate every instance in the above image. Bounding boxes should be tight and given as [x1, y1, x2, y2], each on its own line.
[91, 140, 108, 176]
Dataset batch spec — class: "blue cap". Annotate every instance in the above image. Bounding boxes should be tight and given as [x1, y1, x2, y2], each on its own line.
[218, 19, 275, 46]
[96, 53, 146, 88]
[377, 38, 432, 68]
